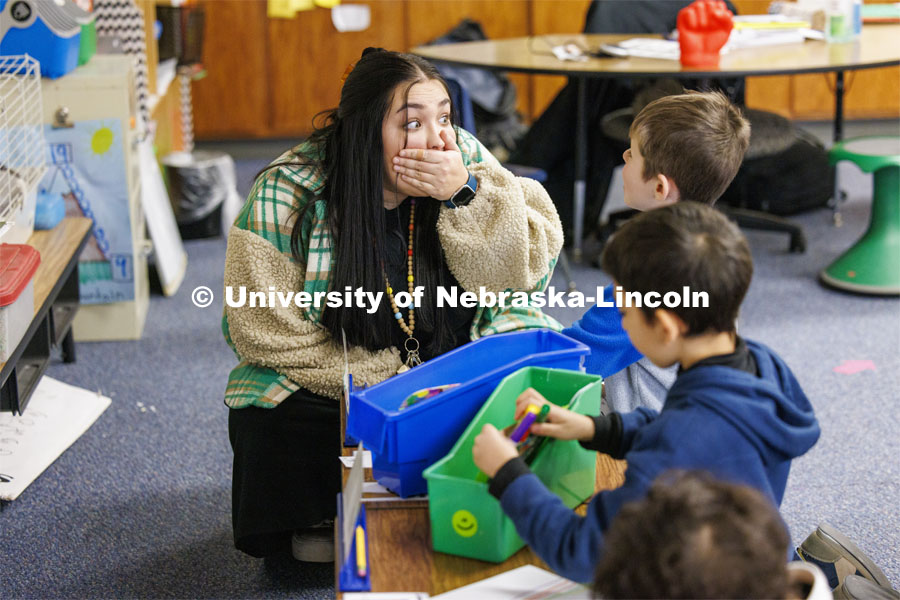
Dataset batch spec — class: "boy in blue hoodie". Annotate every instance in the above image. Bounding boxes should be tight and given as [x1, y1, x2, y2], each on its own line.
[472, 202, 820, 584]
[564, 91, 750, 413]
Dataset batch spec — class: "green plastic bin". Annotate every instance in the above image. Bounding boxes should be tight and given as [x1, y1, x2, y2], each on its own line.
[78, 20, 97, 66]
[423, 367, 602, 563]
[57, 0, 96, 66]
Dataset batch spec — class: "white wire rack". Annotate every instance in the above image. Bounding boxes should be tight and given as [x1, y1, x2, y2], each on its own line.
[0, 55, 46, 227]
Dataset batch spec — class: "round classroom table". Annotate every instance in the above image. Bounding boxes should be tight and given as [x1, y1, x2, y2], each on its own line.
[413, 25, 900, 265]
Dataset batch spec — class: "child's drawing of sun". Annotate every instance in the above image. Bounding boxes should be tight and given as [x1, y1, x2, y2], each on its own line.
[91, 126, 115, 155]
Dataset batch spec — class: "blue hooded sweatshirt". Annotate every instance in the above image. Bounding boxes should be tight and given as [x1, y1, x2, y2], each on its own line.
[493, 339, 820, 583]
[562, 284, 642, 378]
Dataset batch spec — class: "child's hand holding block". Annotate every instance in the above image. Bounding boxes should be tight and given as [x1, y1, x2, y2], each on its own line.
[508, 404, 541, 442]
[473, 424, 520, 480]
[502, 403, 551, 445]
[514, 388, 551, 421]
[513, 388, 596, 442]
[474, 402, 550, 482]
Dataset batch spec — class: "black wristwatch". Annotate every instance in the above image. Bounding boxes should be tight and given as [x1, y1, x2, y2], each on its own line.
[444, 171, 478, 208]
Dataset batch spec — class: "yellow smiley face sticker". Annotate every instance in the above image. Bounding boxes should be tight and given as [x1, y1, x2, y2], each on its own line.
[451, 509, 478, 537]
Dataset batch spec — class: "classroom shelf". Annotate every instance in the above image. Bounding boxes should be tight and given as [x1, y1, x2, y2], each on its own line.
[0, 218, 92, 414]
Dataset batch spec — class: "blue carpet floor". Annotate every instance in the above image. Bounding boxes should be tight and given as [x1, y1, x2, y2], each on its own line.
[1, 121, 897, 598]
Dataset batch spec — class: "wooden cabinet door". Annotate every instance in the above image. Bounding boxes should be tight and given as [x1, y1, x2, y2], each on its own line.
[191, 0, 269, 139]
[266, 1, 407, 138]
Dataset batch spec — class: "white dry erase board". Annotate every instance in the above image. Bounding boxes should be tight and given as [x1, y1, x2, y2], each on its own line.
[138, 138, 187, 296]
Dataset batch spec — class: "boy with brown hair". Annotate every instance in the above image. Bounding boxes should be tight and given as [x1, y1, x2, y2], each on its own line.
[473, 202, 820, 583]
[563, 90, 751, 413]
[593, 470, 833, 600]
[623, 89, 750, 210]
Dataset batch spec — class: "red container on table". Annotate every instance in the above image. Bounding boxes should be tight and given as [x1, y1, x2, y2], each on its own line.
[0, 244, 41, 362]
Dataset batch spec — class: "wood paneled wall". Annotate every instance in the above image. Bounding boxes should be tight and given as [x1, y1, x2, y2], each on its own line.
[192, 0, 899, 140]
[406, 0, 532, 117]
[266, 1, 407, 137]
[193, 1, 534, 138]
[192, 0, 269, 138]
[747, 65, 900, 120]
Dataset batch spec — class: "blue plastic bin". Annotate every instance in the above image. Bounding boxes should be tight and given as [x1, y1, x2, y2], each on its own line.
[347, 330, 589, 497]
[1, 0, 81, 79]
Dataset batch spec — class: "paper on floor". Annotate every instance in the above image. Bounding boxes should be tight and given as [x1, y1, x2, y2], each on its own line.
[431, 565, 590, 600]
[0, 377, 111, 501]
[343, 593, 428, 600]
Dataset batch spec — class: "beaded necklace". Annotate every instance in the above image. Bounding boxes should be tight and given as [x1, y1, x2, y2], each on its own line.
[384, 198, 421, 369]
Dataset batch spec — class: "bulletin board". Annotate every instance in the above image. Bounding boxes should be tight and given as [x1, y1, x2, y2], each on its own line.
[41, 119, 135, 304]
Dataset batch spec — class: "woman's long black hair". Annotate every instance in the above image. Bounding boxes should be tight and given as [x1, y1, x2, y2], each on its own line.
[256, 48, 461, 356]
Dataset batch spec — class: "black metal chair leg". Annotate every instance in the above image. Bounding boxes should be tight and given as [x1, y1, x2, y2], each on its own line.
[720, 206, 807, 253]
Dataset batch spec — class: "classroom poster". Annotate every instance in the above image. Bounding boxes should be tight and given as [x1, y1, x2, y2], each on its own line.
[40, 119, 134, 304]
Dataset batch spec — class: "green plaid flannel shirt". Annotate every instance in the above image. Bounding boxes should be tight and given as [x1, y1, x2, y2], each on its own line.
[223, 128, 561, 409]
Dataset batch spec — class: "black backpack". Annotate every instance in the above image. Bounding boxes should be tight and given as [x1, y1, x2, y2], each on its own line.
[428, 19, 527, 154]
[718, 110, 834, 215]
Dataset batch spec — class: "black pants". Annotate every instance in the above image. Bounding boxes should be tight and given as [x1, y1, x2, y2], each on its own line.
[508, 78, 633, 239]
[228, 388, 341, 557]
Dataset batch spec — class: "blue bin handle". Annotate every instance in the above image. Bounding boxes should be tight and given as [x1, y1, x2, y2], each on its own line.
[348, 392, 388, 455]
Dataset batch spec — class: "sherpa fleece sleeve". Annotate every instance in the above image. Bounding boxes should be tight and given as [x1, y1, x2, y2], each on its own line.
[437, 129, 563, 293]
[223, 169, 403, 401]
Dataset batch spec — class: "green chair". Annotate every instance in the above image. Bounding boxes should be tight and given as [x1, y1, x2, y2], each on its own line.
[821, 137, 900, 295]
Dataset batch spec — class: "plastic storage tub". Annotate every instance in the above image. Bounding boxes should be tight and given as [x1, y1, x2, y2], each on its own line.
[347, 329, 588, 497]
[0, 0, 81, 79]
[78, 20, 96, 66]
[424, 367, 602, 563]
[0, 243, 41, 361]
[56, 0, 95, 65]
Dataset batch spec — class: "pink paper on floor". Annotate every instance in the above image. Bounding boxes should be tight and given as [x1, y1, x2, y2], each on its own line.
[833, 360, 877, 375]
